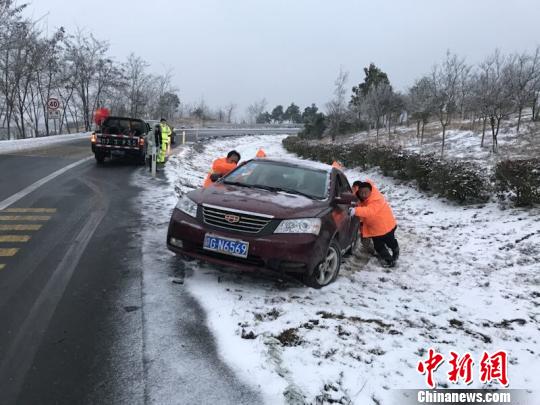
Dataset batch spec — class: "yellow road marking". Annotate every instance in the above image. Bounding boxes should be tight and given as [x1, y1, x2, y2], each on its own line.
[0, 264, 5, 270]
[0, 215, 51, 221]
[0, 248, 18, 256]
[0, 224, 42, 231]
[0, 235, 30, 242]
[1, 208, 56, 213]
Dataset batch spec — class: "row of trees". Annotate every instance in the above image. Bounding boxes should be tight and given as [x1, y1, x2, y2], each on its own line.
[328, 48, 540, 156]
[0, 0, 180, 139]
[254, 102, 302, 124]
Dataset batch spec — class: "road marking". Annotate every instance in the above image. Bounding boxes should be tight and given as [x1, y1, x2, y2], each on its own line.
[0, 224, 42, 231]
[0, 248, 18, 256]
[0, 177, 107, 402]
[0, 264, 5, 270]
[0, 235, 30, 242]
[0, 156, 92, 211]
[0, 215, 51, 221]
[2, 208, 57, 213]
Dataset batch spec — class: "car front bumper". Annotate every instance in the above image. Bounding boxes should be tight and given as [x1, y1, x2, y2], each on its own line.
[166, 208, 327, 275]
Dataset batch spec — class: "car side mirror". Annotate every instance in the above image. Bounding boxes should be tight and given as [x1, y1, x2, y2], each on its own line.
[333, 192, 357, 206]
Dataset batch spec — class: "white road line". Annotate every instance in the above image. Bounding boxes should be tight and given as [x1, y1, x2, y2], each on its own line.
[0, 177, 108, 402]
[0, 156, 92, 210]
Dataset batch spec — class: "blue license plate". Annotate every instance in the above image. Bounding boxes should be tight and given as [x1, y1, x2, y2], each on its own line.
[203, 234, 249, 258]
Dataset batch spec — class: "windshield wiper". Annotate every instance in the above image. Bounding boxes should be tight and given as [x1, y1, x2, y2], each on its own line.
[249, 184, 317, 200]
[221, 180, 254, 188]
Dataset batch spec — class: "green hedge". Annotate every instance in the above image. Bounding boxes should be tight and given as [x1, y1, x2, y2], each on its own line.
[494, 159, 540, 206]
[282, 136, 491, 205]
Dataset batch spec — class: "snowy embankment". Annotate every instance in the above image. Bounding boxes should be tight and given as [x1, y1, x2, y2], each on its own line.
[165, 135, 539, 405]
[0, 132, 90, 154]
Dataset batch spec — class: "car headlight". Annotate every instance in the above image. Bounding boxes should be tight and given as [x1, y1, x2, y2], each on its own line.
[274, 218, 321, 235]
[175, 196, 197, 217]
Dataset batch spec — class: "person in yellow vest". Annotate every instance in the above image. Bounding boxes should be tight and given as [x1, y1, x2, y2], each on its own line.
[256, 148, 266, 158]
[158, 118, 171, 163]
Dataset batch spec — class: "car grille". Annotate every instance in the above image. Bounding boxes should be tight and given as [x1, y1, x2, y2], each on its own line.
[202, 205, 272, 234]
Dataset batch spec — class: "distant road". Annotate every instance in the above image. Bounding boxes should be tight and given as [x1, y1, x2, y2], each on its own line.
[179, 126, 301, 142]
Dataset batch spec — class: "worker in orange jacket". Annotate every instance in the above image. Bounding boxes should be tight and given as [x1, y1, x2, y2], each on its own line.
[256, 148, 266, 158]
[350, 181, 399, 267]
[203, 150, 241, 188]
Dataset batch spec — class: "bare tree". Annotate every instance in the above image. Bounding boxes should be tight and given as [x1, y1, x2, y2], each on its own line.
[64, 31, 111, 130]
[506, 47, 540, 132]
[361, 82, 392, 143]
[246, 98, 267, 124]
[225, 102, 236, 123]
[325, 66, 349, 142]
[408, 76, 433, 145]
[479, 50, 514, 153]
[429, 51, 468, 157]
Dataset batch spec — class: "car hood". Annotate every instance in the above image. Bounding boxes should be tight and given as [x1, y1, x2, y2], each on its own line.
[188, 184, 329, 219]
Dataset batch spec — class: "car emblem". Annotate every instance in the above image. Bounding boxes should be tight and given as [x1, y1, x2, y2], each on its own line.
[224, 214, 240, 223]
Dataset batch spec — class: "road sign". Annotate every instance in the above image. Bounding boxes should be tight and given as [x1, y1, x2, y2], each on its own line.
[47, 98, 60, 110]
[47, 110, 61, 119]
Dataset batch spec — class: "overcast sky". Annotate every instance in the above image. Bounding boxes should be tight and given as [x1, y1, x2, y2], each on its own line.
[26, 0, 540, 118]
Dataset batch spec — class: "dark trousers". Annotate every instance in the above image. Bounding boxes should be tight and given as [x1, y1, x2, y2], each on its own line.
[371, 226, 398, 262]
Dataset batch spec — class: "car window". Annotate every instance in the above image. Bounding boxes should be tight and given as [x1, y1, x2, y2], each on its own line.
[335, 173, 351, 196]
[224, 161, 329, 199]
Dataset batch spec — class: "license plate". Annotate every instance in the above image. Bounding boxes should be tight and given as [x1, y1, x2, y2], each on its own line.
[203, 234, 249, 258]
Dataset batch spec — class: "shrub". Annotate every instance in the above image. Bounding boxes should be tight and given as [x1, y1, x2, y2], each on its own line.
[494, 159, 540, 206]
[282, 136, 491, 205]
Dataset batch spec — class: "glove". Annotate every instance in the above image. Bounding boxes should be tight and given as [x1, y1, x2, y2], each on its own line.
[349, 207, 356, 217]
[210, 173, 222, 182]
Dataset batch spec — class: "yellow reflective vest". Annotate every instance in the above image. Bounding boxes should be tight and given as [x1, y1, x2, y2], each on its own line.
[160, 123, 171, 144]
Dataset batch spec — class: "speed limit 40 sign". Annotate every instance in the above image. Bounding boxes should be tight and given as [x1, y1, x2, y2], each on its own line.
[47, 98, 60, 110]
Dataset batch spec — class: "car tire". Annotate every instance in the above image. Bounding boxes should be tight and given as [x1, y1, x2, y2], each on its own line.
[304, 240, 341, 289]
[95, 152, 105, 164]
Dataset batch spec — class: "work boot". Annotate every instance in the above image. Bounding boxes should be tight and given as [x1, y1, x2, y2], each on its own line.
[391, 246, 400, 261]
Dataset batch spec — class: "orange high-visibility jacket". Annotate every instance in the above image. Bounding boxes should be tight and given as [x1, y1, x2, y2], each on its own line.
[354, 181, 396, 237]
[256, 149, 266, 158]
[203, 157, 238, 188]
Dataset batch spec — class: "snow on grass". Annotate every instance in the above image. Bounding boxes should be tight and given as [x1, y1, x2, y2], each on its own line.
[166, 135, 540, 404]
[341, 118, 540, 171]
[0, 132, 91, 154]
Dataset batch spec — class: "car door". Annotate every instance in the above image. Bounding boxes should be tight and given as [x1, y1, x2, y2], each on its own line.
[331, 173, 352, 249]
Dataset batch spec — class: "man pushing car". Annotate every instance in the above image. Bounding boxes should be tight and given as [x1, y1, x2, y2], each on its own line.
[350, 181, 399, 268]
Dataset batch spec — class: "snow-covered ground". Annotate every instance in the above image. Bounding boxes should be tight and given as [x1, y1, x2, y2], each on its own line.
[0, 132, 90, 154]
[159, 134, 539, 404]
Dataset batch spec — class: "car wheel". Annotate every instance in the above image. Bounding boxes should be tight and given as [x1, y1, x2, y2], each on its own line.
[304, 240, 341, 288]
[95, 153, 105, 164]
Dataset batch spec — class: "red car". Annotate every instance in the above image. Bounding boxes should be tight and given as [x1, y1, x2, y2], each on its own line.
[167, 158, 359, 288]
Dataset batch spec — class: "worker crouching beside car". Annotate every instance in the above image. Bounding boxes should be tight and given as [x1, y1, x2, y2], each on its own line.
[351, 181, 399, 267]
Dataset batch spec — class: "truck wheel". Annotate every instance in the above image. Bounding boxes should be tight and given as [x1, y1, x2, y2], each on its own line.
[303, 241, 341, 288]
[95, 153, 105, 164]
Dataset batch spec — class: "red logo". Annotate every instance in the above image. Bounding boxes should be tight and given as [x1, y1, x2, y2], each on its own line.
[224, 214, 240, 223]
[417, 350, 509, 388]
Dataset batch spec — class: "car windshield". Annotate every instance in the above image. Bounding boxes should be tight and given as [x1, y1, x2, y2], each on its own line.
[223, 160, 329, 200]
[101, 118, 146, 136]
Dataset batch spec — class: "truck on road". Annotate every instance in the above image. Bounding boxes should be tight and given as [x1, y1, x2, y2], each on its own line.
[91, 116, 150, 164]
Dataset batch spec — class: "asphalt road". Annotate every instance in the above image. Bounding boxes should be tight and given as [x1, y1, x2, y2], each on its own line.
[0, 133, 265, 404]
